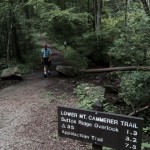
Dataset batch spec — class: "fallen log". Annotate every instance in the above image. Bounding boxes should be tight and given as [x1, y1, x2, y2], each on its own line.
[81, 66, 150, 73]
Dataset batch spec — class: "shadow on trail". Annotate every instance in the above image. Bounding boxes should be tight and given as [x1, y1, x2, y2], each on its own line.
[25, 46, 65, 80]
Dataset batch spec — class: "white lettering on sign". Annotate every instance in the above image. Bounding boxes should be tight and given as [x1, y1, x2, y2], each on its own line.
[88, 116, 118, 125]
[78, 120, 92, 127]
[79, 114, 87, 119]
[61, 111, 77, 118]
[94, 123, 119, 132]
[91, 135, 103, 142]
[58, 107, 143, 150]
[120, 121, 138, 129]
[62, 130, 90, 139]
[61, 117, 76, 124]
[61, 124, 75, 130]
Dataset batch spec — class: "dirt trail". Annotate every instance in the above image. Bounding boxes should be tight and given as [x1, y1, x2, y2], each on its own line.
[0, 46, 89, 150]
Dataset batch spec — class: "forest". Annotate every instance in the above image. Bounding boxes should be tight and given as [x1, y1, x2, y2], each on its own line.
[0, 0, 150, 149]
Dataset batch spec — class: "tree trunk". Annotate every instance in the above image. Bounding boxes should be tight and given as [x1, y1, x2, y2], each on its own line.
[95, 0, 103, 42]
[87, 0, 92, 28]
[12, 12, 22, 62]
[94, 0, 103, 30]
[81, 66, 150, 73]
[143, 48, 147, 64]
[6, 24, 13, 63]
[110, 0, 119, 12]
[8, 0, 22, 62]
[92, 0, 96, 30]
[23, 0, 30, 20]
[140, 0, 150, 65]
[62, 0, 66, 9]
[140, 0, 150, 17]
[147, 0, 150, 6]
[96, 0, 100, 30]
[125, 0, 128, 27]
[94, 0, 97, 30]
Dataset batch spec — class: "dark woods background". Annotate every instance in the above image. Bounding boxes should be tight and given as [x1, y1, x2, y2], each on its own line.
[0, 1, 150, 148]
[0, 0, 150, 67]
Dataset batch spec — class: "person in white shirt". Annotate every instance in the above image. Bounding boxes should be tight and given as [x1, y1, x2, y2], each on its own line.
[41, 44, 52, 78]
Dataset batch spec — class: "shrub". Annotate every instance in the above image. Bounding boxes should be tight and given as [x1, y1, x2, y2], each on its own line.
[108, 7, 150, 66]
[74, 83, 105, 109]
[64, 47, 89, 69]
[119, 71, 150, 111]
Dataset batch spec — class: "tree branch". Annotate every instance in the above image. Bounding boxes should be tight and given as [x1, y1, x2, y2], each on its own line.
[128, 104, 150, 116]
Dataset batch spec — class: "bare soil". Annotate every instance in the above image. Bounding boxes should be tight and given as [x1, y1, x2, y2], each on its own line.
[0, 46, 90, 150]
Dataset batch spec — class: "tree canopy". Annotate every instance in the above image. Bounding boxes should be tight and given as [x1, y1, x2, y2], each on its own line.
[0, 0, 150, 149]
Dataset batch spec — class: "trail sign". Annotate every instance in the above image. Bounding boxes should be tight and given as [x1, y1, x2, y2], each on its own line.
[58, 106, 143, 150]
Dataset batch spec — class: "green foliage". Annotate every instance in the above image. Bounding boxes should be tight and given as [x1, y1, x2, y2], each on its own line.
[45, 41, 89, 70]
[103, 147, 113, 150]
[83, 31, 107, 53]
[142, 142, 150, 149]
[102, 16, 122, 40]
[143, 126, 150, 144]
[71, 30, 112, 66]
[27, 1, 59, 30]
[108, 6, 150, 66]
[74, 83, 105, 109]
[17, 64, 30, 75]
[64, 47, 89, 69]
[143, 127, 150, 134]
[6, 46, 41, 75]
[49, 8, 91, 42]
[119, 72, 150, 111]
[103, 102, 118, 113]
[23, 47, 41, 69]
[0, 59, 8, 70]
[74, 83, 96, 109]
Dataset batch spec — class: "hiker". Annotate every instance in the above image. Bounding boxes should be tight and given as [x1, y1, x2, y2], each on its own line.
[64, 40, 67, 49]
[41, 44, 52, 78]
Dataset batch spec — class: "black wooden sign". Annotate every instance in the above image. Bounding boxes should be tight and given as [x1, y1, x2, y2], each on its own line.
[58, 106, 143, 150]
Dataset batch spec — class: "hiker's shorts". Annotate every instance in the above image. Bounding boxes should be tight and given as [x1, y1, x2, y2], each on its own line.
[42, 57, 51, 66]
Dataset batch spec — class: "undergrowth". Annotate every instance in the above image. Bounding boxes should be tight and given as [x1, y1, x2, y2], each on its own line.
[0, 46, 41, 75]
[74, 82, 150, 150]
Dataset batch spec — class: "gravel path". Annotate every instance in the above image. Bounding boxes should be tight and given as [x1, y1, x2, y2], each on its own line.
[0, 46, 90, 150]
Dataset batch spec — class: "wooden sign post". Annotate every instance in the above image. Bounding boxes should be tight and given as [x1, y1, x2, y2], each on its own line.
[92, 100, 103, 150]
